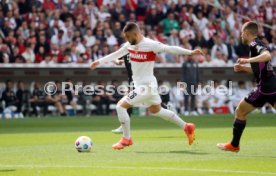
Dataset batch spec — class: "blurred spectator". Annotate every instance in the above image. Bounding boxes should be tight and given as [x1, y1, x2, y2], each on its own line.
[145, 6, 164, 30]
[202, 21, 216, 41]
[106, 29, 118, 47]
[98, 5, 111, 22]
[192, 11, 208, 32]
[16, 81, 29, 116]
[228, 81, 249, 114]
[0, 44, 10, 63]
[45, 81, 66, 116]
[43, 0, 56, 10]
[40, 54, 52, 65]
[125, 0, 138, 13]
[271, 48, 276, 65]
[22, 43, 35, 63]
[226, 36, 238, 62]
[109, 80, 124, 103]
[182, 56, 199, 116]
[201, 54, 212, 66]
[91, 81, 108, 115]
[63, 79, 78, 115]
[160, 13, 180, 36]
[35, 35, 50, 54]
[213, 50, 227, 66]
[168, 29, 180, 46]
[77, 81, 91, 116]
[84, 29, 96, 48]
[51, 29, 67, 46]
[191, 31, 208, 49]
[35, 46, 45, 63]
[209, 80, 227, 109]
[1, 80, 17, 113]
[169, 80, 184, 113]
[30, 82, 47, 117]
[0, 0, 273, 66]
[196, 82, 214, 114]
[179, 22, 195, 40]
[19, 21, 30, 40]
[211, 36, 228, 61]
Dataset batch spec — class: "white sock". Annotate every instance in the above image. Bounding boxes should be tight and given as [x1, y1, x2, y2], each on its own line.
[208, 108, 214, 114]
[261, 106, 266, 114]
[152, 108, 186, 128]
[116, 105, 131, 139]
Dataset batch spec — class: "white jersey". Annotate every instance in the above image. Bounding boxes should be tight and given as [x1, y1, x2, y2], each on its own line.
[98, 37, 192, 86]
[124, 37, 163, 85]
[97, 36, 192, 107]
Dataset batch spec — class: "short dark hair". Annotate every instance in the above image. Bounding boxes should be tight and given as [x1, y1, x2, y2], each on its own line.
[243, 21, 258, 36]
[123, 22, 139, 33]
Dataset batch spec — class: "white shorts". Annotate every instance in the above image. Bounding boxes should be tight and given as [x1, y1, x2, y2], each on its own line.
[124, 85, 162, 107]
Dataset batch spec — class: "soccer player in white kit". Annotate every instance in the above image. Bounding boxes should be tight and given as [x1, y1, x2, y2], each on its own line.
[91, 22, 204, 150]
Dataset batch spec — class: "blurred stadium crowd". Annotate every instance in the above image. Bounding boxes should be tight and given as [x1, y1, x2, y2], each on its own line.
[0, 0, 276, 117]
[0, 0, 275, 65]
[0, 79, 275, 118]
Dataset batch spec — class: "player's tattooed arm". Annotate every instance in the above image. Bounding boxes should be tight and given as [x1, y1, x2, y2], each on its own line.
[90, 45, 129, 69]
[191, 49, 204, 56]
[238, 51, 271, 64]
[234, 63, 253, 73]
[158, 43, 204, 56]
[90, 60, 100, 70]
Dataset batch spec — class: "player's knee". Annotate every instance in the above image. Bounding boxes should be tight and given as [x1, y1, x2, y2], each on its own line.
[148, 105, 161, 114]
[235, 107, 247, 119]
[116, 104, 126, 112]
[150, 109, 160, 114]
[150, 110, 160, 116]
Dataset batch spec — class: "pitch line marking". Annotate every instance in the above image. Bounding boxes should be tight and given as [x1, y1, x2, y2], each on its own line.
[0, 164, 276, 175]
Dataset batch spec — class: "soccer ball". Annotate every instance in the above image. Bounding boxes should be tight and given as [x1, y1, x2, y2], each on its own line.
[75, 136, 93, 152]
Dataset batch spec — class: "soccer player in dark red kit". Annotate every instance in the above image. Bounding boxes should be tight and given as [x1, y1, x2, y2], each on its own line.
[217, 21, 276, 152]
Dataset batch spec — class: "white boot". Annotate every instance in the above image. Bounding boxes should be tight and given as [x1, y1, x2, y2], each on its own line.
[208, 108, 214, 114]
[261, 107, 267, 114]
[271, 108, 276, 114]
[197, 108, 203, 115]
[191, 111, 198, 116]
[184, 111, 189, 116]
[111, 126, 123, 134]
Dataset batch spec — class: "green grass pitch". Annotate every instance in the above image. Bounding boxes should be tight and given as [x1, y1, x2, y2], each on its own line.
[0, 114, 276, 176]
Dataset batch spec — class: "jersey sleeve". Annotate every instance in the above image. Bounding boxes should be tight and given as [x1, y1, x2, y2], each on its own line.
[253, 42, 268, 55]
[151, 41, 192, 55]
[98, 43, 129, 64]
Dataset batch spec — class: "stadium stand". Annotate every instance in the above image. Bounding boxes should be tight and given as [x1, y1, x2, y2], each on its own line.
[0, 0, 275, 117]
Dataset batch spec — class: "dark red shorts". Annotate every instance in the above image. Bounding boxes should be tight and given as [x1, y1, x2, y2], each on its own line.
[244, 88, 276, 107]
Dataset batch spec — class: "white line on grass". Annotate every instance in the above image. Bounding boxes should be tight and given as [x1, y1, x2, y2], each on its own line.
[0, 164, 276, 175]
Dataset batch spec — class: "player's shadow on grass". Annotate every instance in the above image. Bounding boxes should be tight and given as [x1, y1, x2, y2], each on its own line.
[237, 154, 276, 159]
[0, 169, 16, 172]
[170, 150, 209, 155]
[136, 150, 209, 155]
[138, 136, 183, 139]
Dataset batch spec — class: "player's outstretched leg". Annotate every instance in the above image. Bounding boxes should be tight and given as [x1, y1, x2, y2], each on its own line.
[217, 99, 255, 152]
[150, 104, 195, 145]
[112, 100, 133, 150]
